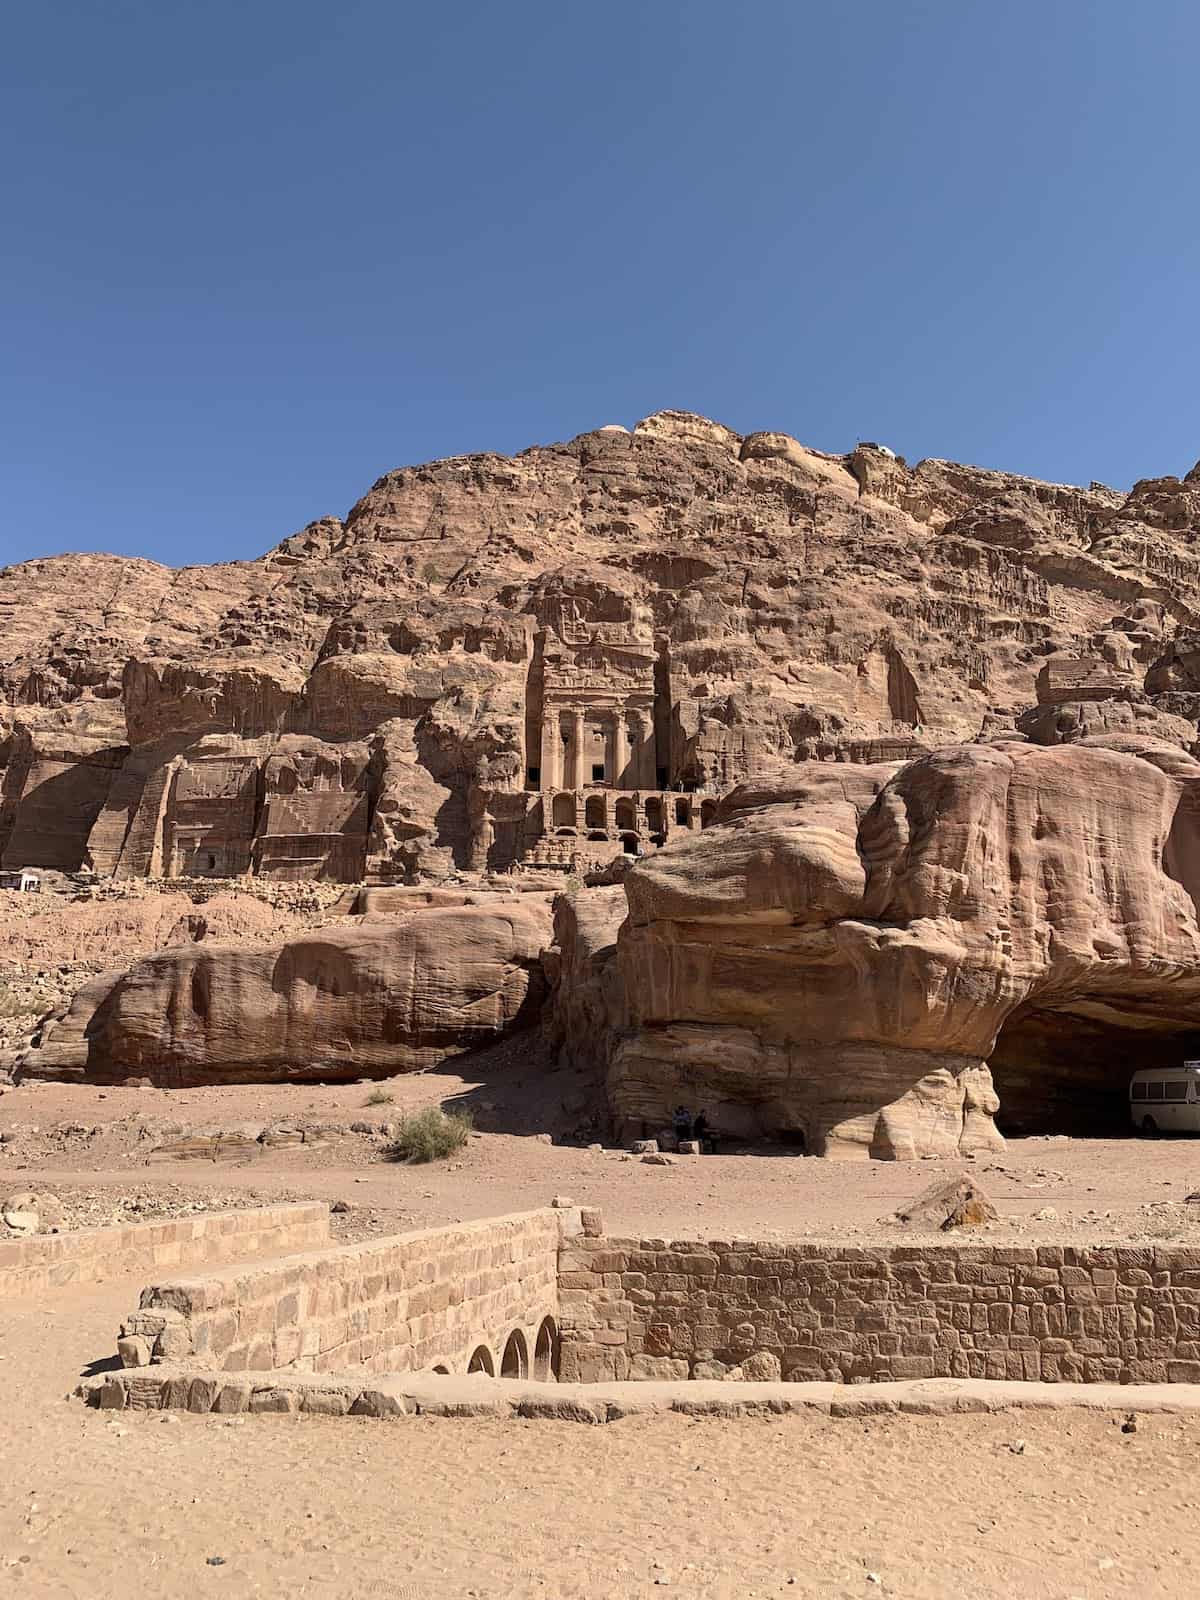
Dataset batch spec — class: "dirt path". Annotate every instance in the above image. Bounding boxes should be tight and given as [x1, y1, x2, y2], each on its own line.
[2, 1267, 1199, 1599]
[7, 1066, 1200, 1595]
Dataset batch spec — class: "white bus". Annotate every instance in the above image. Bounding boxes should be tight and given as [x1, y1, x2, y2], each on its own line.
[1130, 1063, 1200, 1134]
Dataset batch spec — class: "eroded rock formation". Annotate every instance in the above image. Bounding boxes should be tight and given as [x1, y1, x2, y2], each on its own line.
[11, 416, 1200, 1145]
[550, 736, 1200, 1157]
[7, 414, 1200, 889]
[20, 899, 552, 1085]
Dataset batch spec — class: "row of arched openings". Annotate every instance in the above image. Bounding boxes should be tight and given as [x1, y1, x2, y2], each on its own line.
[550, 794, 718, 831]
[431, 1316, 558, 1382]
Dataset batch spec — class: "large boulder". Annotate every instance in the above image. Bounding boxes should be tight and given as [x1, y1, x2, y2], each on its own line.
[609, 739, 1200, 1158]
[17, 901, 551, 1085]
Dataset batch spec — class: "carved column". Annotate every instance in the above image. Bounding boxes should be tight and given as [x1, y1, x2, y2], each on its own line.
[627, 709, 647, 788]
[612, 709, 629, 787]
[540, 708, 560, 791]
[570, 709, 586, 789]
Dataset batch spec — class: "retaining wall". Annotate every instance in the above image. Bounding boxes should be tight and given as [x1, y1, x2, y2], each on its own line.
[0, 1202, 330, 1298]
[558, 1235, 1200, 1385]
[120, 1208, 564, 1375]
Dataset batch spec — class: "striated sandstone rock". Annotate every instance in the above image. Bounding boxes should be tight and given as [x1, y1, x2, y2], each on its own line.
[895, 1175, 998, 1230]
[17, 901, 551, 1085]
[595, 738, 1200, 1157]
[6, 414, 1200, 886]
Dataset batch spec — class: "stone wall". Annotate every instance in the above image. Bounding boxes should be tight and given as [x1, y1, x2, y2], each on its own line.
[0, 1201, 330, 1298]
[558, 1234, 1200, 1386]
[120, 1208, 565, 1376]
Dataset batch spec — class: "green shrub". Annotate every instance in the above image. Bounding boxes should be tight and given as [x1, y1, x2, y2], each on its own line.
[363, 1088, 395, 1106]
[383, 1105, 473, 1163]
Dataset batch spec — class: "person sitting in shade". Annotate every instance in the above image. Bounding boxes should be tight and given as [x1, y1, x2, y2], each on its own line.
[672, 1104, 693, 1147]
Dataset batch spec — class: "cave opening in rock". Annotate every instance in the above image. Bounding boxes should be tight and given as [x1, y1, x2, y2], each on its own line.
[776, 1128, 807, 1152]
[988, 1004, 1200, 1138]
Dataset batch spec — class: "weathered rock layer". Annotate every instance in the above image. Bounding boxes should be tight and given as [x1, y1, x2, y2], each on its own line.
[546, 737, 1200, 1156]
[7, 413, 1200, 887]
[21, 900, 551, 1086]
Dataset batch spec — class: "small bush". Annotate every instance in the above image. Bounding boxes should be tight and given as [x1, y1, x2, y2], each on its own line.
[384, 1106, 473, 1163]
[363, 1088, 395, 1107]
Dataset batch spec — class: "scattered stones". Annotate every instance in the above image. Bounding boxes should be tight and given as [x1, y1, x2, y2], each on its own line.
[895, 1175, 998, 1231]
[1, 1188, 66, 1234]
[641, 1153, 676, 1167]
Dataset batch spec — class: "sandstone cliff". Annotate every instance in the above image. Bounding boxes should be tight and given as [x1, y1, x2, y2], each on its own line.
[575, 737, 1200, 1157]
[20, 898, 551, 1086]
[6, 413, 1200, 885]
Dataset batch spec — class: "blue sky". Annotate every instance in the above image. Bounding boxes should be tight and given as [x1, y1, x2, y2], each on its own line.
[2, 1, 1198, 568]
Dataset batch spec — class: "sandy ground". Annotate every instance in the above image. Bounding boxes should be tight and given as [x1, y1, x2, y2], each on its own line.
[7, 1058, 1200, 1596]
[3, 1271, 1200, 1599]
[5, 1051, 1200, 1245]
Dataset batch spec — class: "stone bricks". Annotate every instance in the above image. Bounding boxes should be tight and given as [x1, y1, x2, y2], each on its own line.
[557, 1234, 1200, 1387]
[121, 1208, 561, 1381]
[0, 1201, 330, 1299]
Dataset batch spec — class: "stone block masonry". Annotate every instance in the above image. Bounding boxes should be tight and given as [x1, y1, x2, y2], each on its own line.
[0, 1202, 330, 1299]
[120, 1208, 564, 1376]
[557, 1236, 1200, 1386]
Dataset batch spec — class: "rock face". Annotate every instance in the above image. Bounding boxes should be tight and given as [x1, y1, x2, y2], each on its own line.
[6, 413, 1200, 888]
[18, 900, 551, 1085]
[895, 1176, 998, 1231]
[589, 737, 1200, 1157]
[12, 416, 1200, 1140]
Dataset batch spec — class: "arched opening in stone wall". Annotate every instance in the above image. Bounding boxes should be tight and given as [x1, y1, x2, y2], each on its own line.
[621, 832, 639, 855]
[701, 799, 717, 828]
[552, 793, 575, 828]
[587, 830, 607, 842]
[988, 1004, 1200, 1138]
[645, 797, 663, 831]
[584, 795, 607, 830]
[467, 1345, 495, 1375]
[431, 1364, 451, 1376]
[500, 1329, 529, 1379]
[533, 1316, 558, 1381]
[674, 798, 691, 826]
[615, 798, 636, 832]
[555, 827, 576, 837]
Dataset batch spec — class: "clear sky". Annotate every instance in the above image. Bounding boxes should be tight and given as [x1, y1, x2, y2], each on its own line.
[2, 1, 1198, 569]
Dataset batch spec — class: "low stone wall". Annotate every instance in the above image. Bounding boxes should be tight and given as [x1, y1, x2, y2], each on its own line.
[119, 1208, 565, 1376]
[558, 1235, 1200, 1385]
[0, 1202, 330, 1298]
[83, 1365, 1200, 1424]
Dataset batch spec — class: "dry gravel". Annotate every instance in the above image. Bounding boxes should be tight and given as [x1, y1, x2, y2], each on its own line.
[7, 1054, 1200, 1595]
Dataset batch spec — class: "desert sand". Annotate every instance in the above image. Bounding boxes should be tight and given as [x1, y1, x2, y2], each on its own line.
[5, 1051, 1200, 1598]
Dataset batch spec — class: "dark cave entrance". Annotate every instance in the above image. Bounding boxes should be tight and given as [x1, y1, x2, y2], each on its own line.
[988, 1005, 1200, 1138]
